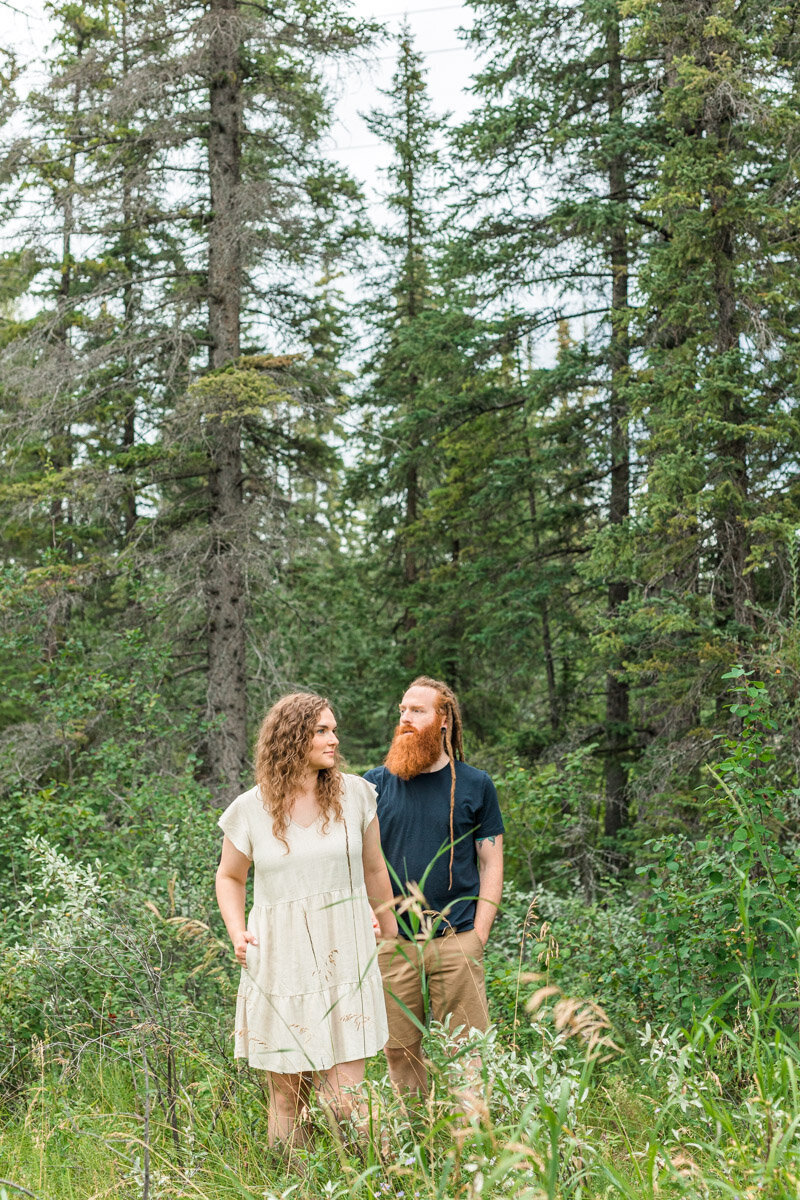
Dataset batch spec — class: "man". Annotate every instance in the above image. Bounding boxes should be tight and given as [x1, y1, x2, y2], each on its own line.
[365, 675, 504, 1095]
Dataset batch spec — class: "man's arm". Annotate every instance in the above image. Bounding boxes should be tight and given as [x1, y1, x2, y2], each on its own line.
[473, 834, 503, 946]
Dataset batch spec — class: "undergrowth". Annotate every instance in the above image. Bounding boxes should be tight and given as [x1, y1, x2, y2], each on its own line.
[2, 669, 799, 1198]
[3, 994, 800, 1199]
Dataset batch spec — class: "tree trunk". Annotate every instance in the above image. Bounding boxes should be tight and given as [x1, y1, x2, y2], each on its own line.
[45, 55, 82, 662]
[205, 0, 248, 800]
[603, 11, 631, 846]
[401, 460, 418, 667]
[400, 70, 420, 667]
[120, 3, 138, 541]
[524, 434, 559, 732]
[709, 115, 750, 633]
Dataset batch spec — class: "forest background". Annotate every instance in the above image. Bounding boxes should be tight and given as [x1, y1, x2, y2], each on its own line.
[2, 0, 800, 1196]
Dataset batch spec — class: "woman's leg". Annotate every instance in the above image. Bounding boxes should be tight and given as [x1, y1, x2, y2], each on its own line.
[316, 1058, 366, 1128]
[266, 1071, 312, 1147]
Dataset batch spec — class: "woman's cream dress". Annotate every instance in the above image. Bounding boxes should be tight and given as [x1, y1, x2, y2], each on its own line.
[218, 773, 388, 1074]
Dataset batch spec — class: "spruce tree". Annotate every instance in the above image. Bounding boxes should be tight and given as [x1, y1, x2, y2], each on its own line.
[356, 29, 448, 675]
[454, 0, 657, 844]
[153, 0, 368, 796]
[0, 0, 371, 800]
[623, 0, 800, 769]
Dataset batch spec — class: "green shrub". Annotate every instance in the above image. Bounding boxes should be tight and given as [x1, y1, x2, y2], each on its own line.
[495, 744, 602, 895]
[636, 668, 800, 1026]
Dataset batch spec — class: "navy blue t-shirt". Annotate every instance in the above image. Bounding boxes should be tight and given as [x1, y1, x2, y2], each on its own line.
[364, 761, 504, 937]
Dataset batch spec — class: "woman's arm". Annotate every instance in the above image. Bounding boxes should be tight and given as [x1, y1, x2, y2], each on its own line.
[362, 817, 399, 939]
[215, 836, 256, 966]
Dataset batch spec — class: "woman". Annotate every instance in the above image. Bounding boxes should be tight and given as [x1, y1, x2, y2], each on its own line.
[215, 692, 397, 1149]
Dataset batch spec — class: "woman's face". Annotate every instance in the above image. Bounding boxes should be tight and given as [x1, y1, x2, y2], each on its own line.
[306, 706, 339, 771]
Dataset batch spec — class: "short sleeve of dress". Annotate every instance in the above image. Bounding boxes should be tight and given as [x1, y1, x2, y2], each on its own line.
[218, 794, 253, 859]
[359, 777, 378, 834]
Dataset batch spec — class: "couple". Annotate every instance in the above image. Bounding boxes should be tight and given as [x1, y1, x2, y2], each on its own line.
[215, 676, 504, 1148]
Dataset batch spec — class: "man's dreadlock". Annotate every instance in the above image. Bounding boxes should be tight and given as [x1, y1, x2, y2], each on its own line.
[409, 675, 464, 890]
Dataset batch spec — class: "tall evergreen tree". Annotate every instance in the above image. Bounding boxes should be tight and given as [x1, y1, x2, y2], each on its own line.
[0, 0, 371, 800]
[0, 0, 194, 558]
[355, 31, 593, 743]
[621, 0, 800, 782]
[454, 0, 657, 844]
[355, 29, 448, 674]
[154, 0, 368, 796]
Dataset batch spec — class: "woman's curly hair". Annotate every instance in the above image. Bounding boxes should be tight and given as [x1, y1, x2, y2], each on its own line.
[254, 692, 344, 852]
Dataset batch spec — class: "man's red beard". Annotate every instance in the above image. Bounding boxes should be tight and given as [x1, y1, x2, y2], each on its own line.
[384, 718, 444, 779]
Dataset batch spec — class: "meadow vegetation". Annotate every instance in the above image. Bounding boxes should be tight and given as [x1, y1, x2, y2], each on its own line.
[2, 670, 798, 1200]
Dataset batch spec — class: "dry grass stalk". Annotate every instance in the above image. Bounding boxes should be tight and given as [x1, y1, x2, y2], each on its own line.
[552, 997, 620, 1060]
[527, 984, 561, 1011]
[670, 1150, 701, 1179]
[512, 897, 543, 1050]
[534, 920, 559, 969]
[526, 985, 621, 1061]
[391, 883, 454, 942]
[502, 1141, 547, 1172]
[511, 897, 560, 1056]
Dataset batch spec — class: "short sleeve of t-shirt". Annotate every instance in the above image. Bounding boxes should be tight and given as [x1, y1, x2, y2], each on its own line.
[475, 773, 504, 839]
[218, 793, 253, 859]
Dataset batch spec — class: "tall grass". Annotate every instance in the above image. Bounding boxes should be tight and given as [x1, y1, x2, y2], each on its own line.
[4, 938, 800, 1200]
[4, 671, 799, 1198]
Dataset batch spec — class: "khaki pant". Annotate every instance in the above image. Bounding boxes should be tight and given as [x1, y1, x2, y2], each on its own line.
[377, 929, 489, 1049]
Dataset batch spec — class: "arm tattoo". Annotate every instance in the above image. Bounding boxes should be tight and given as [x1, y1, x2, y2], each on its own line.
[476, 835, 497, 846]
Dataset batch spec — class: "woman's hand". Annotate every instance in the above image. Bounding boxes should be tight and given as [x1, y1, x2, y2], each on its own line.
[233, 929, 259, 967]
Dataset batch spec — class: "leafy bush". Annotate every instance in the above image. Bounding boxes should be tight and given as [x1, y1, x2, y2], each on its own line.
[492, 670, 800, 1037]
[495, 744, 602, 895]
[636, 668, 800, 1025]
[0, 832, 235, 1065]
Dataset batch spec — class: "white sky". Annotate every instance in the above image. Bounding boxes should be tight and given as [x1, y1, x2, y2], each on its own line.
[5, 0, 514, 364]
[328, 0, 476, 185]
[6, 0, 478, 209]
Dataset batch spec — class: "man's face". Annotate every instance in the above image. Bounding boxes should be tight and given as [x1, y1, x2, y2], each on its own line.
[397, 685, 441, 734]
[384, 685, 445, 779]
